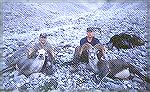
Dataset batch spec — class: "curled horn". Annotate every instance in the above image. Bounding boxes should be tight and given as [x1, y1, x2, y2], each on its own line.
[94, 44, 106, 60]
[94, 44, 106, 54]
[79, 43, 93, 55]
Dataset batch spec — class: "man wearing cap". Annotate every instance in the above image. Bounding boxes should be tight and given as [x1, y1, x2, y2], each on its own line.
[70, 27, 105, 72]
[81, 27, 105, 59]
[27, 33, 56, 75]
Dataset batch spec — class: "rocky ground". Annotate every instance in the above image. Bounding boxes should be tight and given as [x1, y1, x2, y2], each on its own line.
[1, 1, 150, 92]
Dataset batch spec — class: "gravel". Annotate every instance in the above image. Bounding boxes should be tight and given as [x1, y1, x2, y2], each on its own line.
[1, 1, 149, 92]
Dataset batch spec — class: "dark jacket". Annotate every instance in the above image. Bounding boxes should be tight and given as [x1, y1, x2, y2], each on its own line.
[80, 36, 100, 46]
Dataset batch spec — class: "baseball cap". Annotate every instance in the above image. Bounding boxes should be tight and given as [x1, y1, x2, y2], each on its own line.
[40, 33, 47, 38]
[87, 27, 94, 32]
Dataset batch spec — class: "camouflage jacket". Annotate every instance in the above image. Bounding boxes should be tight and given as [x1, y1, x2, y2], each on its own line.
[27, 42, 56, 62]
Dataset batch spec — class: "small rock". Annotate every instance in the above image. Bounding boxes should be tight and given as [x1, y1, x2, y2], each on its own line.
[17, 42, 25, 47]
[10, 44, 18, 51]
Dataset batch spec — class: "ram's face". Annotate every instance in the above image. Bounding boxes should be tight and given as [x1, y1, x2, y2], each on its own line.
[87, 47, 98, 60]
[37, 49, 46, 60]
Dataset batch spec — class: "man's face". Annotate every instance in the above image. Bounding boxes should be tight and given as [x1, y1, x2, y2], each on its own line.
[87, 31, 94, 38]
[39, 37, 47, 44]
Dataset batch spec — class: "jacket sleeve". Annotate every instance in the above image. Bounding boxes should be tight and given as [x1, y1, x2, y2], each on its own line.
[80, 38, 85, 46]
[96, 38, 100, 44]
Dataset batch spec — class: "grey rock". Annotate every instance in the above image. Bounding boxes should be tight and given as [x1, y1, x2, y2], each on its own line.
[17, 42, 25, 47]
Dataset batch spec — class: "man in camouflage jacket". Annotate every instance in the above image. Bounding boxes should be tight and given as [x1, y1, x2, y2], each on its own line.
[27, 33, 56, 75]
